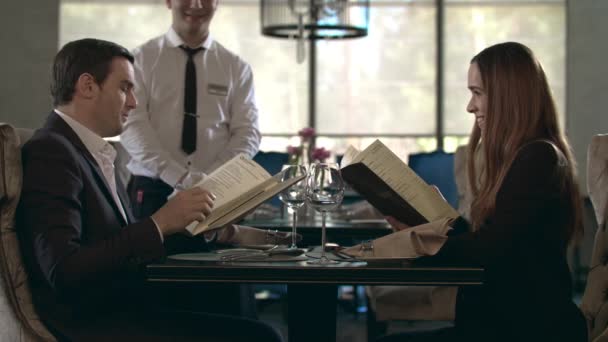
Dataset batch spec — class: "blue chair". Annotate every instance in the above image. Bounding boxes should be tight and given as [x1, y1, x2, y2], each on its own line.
[407, 150, 458, 209]
[251, 152, 292, 312]
[253, 151, 290, 207]
[253, 151, 290, 176]
[365, 150, 459, 341]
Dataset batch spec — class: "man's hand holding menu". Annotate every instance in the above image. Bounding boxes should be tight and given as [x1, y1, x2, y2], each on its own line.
[182, 154, 305, 236]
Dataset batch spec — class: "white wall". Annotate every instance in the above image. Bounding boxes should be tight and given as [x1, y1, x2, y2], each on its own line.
[567, 0, 608, 194]
[0, 1, 58, 129]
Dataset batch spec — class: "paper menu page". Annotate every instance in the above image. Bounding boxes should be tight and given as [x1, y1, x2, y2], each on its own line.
[194, 154, 271, 208]
[201, 173, 306, 232]
[357, 140, 458, 221]
[340, 145, 361, 169]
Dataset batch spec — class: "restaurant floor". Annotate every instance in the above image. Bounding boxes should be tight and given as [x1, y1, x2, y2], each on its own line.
[256, 289, 585, 342]
[255, 286, 452, 342]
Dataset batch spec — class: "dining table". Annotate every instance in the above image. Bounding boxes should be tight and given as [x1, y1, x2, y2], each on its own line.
[239, 216, 393, 247]
[147, 249, 484, 342]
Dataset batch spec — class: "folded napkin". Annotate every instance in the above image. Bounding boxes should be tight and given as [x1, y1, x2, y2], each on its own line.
[335, 201, 383, 220]
[351, 218, 457, 322]
[216, 224, 300, 246]
[169, 250, 307, 263]
[367, 285, 457, 321]
[343, 218, 453, 258]
[243, 203, 281, 220]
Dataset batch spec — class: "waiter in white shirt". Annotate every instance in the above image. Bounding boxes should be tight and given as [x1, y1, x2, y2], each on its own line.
[120, 0, 261, 319]
[121, 0, 261, 219]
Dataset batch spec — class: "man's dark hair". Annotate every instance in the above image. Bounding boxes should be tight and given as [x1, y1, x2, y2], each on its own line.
[51, 38, 134, 107]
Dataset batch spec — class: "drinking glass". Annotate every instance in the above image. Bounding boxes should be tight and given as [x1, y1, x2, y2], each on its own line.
[305, 162, 345, 264]
[278, 164, 308, 249]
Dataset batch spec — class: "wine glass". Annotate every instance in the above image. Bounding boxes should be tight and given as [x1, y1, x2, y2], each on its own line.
[278, 164, 308, 249]
[305, 162, 345, 264]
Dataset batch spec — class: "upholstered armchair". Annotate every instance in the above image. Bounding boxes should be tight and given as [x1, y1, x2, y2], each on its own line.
[0, 123, 55, 341]
[581, 134, 608, 342]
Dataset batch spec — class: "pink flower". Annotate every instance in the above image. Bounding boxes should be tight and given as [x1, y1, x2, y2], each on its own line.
[311, 147, 331, 162]
[298, 127, 315, 140]
[287, 145, 301, 156]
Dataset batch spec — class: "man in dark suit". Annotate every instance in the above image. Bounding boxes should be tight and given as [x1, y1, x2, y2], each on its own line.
[17, 38, 282, 342]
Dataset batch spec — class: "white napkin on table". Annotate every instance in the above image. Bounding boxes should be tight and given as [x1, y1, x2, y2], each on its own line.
[343, 218, 453, 258]
[346, 218, 458, 322]
[216, 224, 299, 246]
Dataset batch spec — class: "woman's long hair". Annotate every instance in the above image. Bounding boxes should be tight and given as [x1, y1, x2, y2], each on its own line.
[467, 42, 583, 244]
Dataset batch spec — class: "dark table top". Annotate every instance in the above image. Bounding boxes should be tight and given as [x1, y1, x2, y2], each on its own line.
[241, 217, 390, 229]
[147, 258, 484, 286]
[240, 217, 392, 246]
[146, 249, 484, 342]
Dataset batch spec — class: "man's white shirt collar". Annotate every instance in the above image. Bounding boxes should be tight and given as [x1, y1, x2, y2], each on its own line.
[165, 27, 213, 51]
[54, 109, 112, 159]
[54, 109, 130, 224]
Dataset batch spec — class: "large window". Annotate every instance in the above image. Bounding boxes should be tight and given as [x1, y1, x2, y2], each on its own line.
[60, 0, 565, 160]
[443, 0, 566, 136]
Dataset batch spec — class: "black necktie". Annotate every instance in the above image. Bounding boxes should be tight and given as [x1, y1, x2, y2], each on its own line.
[180, 46, 204, 155]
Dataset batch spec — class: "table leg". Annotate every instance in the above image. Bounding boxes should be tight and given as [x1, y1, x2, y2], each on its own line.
[287, 284, 337, 342]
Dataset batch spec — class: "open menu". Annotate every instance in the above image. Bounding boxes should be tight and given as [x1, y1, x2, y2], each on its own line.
[340, 140, 459, 226]
[185, 154, 305, 235]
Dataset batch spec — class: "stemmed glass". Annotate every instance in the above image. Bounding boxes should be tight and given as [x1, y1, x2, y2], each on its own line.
[278, 164, 308, 249]
[305, 162, 345, 264]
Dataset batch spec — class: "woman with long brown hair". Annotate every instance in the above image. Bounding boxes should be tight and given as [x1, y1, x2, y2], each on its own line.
[380, 42, 587, 341]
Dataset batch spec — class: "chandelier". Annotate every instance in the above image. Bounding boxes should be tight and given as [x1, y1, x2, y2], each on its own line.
[261, 0, 370, 63]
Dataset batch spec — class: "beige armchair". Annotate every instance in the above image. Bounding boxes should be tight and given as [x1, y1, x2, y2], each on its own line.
[0, 123, 55, 341]
[581, 134, 608, 342]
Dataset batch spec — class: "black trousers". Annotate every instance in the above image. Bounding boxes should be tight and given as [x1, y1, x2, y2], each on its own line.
[375, 314, 588, 342]
[127, 175, 257, 319]
[376, 327, 464, 342]
[127, 175, 174, 221]
[51, 310, 282, 342]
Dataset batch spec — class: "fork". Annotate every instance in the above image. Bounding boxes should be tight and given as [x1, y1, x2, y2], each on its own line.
[221, 246, 304, 261]
[332, 250, 357, 261]
[219, 245, 280, 261]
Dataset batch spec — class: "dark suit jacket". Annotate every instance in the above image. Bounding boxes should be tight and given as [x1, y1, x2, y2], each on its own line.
[17, 112, 171, 334]
[418, 141, 586, 341]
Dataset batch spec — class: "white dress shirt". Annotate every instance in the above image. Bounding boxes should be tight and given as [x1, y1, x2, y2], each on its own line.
[56, 110, 165, 241]
[55, 110, 128, 223]
[121, 28, 261, 188]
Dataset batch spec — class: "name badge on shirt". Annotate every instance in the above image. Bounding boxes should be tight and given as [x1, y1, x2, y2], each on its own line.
[208, 83, 229, 96]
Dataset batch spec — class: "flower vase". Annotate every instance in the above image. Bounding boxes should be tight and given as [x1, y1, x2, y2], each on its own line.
[300, 140, 311, 166]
